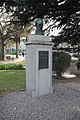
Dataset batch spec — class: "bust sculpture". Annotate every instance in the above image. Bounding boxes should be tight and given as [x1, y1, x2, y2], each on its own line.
[35, 18, 44, 35]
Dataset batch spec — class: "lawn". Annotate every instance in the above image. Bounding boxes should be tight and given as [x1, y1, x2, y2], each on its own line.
[0, 70, 26, 96]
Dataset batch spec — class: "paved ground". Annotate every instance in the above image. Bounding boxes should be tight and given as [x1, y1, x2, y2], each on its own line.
[62, 81, 80, 91]
[53, 63, 80, 90]
[61, 64, 80, 91]
[0, 56, 25, 64]
[0, 84, 80, 120]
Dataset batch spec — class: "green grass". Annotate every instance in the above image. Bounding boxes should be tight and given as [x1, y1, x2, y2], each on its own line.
[0, 70, 26, 96]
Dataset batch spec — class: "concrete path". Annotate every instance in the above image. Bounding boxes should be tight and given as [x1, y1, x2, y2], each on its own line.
[61, 64, 80, 91]
[0, 56, 25, 64]
[61, 82, 80, 91]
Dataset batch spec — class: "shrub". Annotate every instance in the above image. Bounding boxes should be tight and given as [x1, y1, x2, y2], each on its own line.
[0, 64, 5, 70]
[52, 52, 71, 76]
[12, 51, 16, 55]
[9, 51, 16, 55]
[0, 63, 25, 70]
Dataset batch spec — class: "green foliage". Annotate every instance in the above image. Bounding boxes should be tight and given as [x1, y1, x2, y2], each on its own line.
[12, 51, 16, 55]
[0, 0, 80, 48]
[52, 52, 71, 76]
[0, 63, 25, 70]
[9, 51, 16, 55]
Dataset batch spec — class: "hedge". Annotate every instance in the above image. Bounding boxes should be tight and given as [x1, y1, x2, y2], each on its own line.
[0, 63, 25, 70]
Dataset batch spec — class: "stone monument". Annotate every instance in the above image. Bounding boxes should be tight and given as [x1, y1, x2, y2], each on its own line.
[26, 18, 53, 97]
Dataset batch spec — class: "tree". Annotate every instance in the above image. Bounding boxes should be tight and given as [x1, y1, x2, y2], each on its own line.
[0, 0, 79, 26]
[0, 0, 80, 45]
[54, 13, 80, 55]
[7, 23, 22, 58]
[0, 2, 34, 60]
[6, 23, 33, 58]
[0, 6, 13, 60]
[0, 23, 9, 60]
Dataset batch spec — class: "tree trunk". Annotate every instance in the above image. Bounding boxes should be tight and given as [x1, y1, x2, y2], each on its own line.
[2, 40, 4, 60]
[77, 44, 80, 59]
[56, 69, 62, 77]
[15, 40, 18, 58]
[1, 40, 4, 60]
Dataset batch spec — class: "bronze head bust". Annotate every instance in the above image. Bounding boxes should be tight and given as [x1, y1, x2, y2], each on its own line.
[35, 18, 44, 35]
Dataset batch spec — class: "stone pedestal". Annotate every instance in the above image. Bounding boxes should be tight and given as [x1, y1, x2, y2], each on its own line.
[26, 35, 53, 97]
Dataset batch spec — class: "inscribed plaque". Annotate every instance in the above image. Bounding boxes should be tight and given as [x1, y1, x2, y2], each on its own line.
[39, 51, 49, 69]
